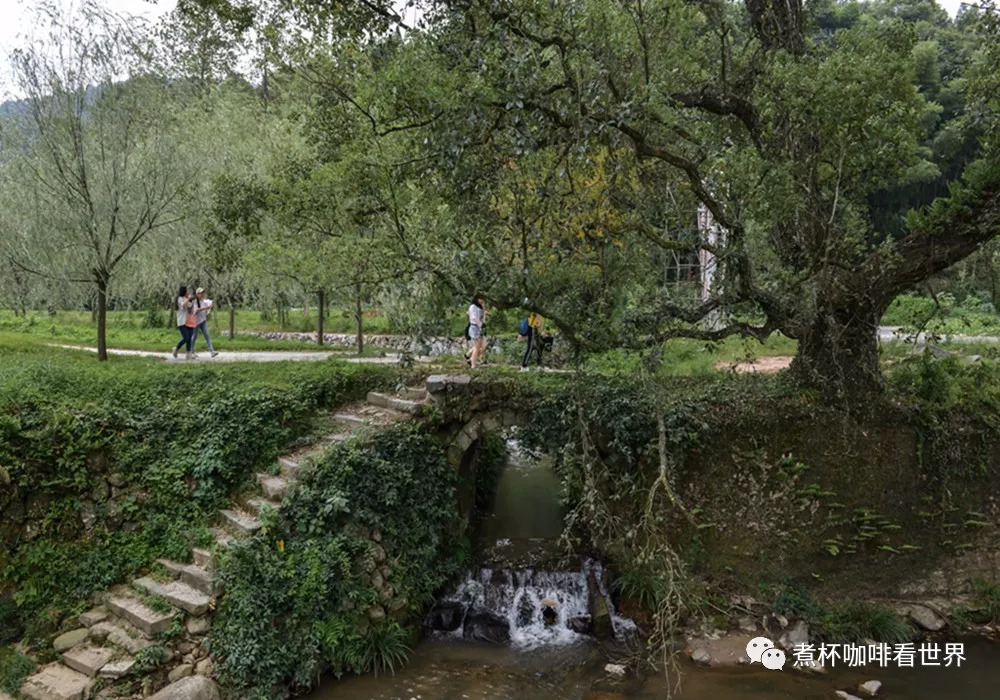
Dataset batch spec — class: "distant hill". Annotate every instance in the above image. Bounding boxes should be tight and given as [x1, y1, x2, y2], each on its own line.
[0, 97, 30, 120]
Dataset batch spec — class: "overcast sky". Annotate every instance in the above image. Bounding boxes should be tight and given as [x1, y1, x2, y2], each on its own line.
[0, 0, 971, 99]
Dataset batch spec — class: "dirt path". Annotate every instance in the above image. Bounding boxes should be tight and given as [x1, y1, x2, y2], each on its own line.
[714, 356, 794, 374]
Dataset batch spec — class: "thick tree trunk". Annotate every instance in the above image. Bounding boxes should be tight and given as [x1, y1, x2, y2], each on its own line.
[788, 306, 882, 405]
[96, 277, 108, 362]
[354, 279, 364, 356]
[316, 289, 325, 346]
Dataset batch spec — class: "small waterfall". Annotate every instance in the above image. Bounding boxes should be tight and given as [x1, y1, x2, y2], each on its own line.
[426, 560, 635, 649]
[427, 437, 634, 648]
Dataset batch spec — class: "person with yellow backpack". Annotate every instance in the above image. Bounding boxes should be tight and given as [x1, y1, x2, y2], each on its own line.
[519, 312, 544, 371]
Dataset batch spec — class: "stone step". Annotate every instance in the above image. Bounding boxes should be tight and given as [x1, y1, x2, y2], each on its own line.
[133, 577, 210, 617]
[323, 433, 350, 444]
[257, 473, 292, 500]
[210, 526, 233, 546]
[99, 657, 136, 680]
[61, 644, 114, 678]
[179, 561, 221, 596]
[278, 456, 302, 478]
[366, 392, 424, 416]
[156, 558, 220, 596]
[21, 663, 94, 700]
[243, 497, 281, 517]
[52, 629, 89, 652]
[401, 386, 428, 401]
[333, 412, 367, 429]
[106, 596, 176, 637]
[89, 620, 153, 656]
[192, 548, 212, 569]
[368, 391, 424, 416]
[218, 508, 262, 538]
[78, 608, 109, 628]
[357, 404, 403, 421]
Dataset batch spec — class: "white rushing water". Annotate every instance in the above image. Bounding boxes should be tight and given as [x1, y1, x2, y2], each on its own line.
[438, 560, 635, 649]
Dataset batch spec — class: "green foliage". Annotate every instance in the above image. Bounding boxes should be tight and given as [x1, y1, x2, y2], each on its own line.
[134, 645, 168, 673]
[882, 293, 1000, 336]
[0, 310, 355, 352]
[614, 564, 673, 610]
[473, 433, 507, 514]
[317, 617, 410, 678]
[0, 353, 393, 637]
[0, 646, 35, 695]
[825, 602, 913, 644]
[952, 578, 1000, 627]
[211, 424, 461, 697]
[769, 585, 912, 643]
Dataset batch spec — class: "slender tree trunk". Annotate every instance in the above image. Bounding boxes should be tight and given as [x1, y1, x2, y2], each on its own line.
[317, 289, 325, 346]
[96, 276, 108, 362]
[788, 305, 883, 406]
[229, 298, 236, 340]
[988, 263, 999, 309]
[355, 279, 364, 356]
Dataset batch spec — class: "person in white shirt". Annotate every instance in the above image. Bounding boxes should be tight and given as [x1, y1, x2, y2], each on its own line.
[191, 287, 219, 358]
[467, 296, 485, 368]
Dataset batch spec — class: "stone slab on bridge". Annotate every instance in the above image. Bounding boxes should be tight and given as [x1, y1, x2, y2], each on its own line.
[426, 374, 473, 394]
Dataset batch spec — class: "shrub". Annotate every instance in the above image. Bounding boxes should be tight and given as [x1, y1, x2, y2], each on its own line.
[770, 585, 911, 643]
[0, 647, 34, 695]
[0, 356, 396, 638]
[826, 602, 912, 644]
[211, 424, 462, 697]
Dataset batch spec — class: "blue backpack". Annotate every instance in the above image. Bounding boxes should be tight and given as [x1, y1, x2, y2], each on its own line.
[518, 318, 530, 336]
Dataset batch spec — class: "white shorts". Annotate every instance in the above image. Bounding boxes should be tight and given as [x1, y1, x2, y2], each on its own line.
[469, 324, 481, 339]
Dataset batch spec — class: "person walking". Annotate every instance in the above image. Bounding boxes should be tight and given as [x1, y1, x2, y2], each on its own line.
[191, 287, 219, 358]
[520, 312, 544, 371]
[467, 296, 485, 369]
[172, 287, 196, 359]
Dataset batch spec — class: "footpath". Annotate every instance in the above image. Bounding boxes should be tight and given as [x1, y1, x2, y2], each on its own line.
[47, 344, 410, 364]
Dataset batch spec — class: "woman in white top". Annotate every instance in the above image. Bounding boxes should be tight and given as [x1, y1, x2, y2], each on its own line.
[191, 287, 219, 357]
[467, 296, 485, 368]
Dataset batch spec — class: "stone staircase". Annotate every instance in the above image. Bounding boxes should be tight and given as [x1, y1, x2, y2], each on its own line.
[18, 384, 429, 700]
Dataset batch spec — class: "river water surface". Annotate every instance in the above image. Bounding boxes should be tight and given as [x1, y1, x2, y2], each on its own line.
[311, 637, 1000, 699]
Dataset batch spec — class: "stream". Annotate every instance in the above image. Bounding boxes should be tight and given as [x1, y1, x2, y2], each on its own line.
[308, 439, 1000, 699]
[312, 636, 1000, 699]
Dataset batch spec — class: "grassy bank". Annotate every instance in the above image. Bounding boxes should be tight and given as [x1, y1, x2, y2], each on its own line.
[517, 353, 1000, 644]
[0, 345, 402, 641]
[0, 311, 336, 352]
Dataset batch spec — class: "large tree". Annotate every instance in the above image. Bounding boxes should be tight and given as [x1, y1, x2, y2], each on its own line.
[405, 0, 1000, 402]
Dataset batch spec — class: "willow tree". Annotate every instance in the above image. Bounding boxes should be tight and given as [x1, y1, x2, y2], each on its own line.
[3, 3, 192, 360]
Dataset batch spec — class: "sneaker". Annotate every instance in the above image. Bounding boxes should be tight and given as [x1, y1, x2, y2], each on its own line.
[172, 347, 178, 358]
[191, 353, 199, 359]
[520, 366, 529, 372]
[185, 353, 193, 360]
[211, 351, 219, 358]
